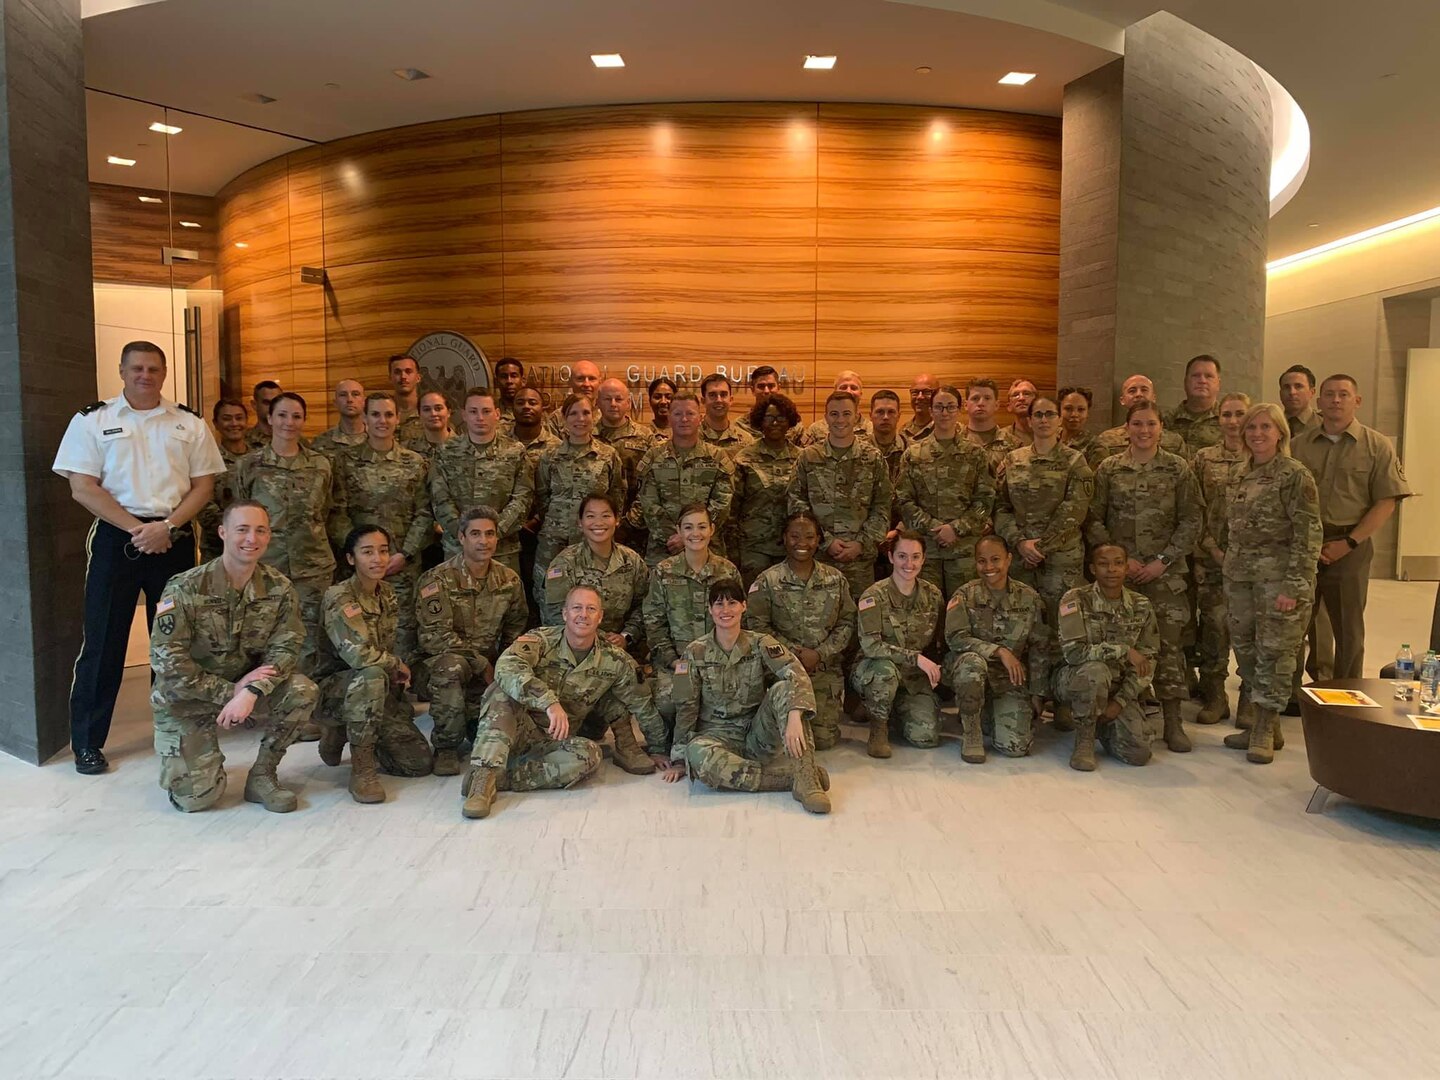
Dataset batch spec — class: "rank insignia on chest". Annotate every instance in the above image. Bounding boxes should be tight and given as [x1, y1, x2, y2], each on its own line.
[1060, 600, 1078, 617]
[765, 643, 785, 658]
[421, 581, 440, 598]
[343, 602, 362, 618]
[858, 596, 876, 611]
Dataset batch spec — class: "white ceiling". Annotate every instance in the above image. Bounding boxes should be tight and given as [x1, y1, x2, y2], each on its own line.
[81, 0, 1440, 259]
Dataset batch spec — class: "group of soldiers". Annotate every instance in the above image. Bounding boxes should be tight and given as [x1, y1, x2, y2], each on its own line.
[69, 344, 1414, 817]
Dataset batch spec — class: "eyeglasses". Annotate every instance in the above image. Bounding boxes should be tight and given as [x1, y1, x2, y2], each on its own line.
[931, 403, 961, 414]
[1029, 409, 1059, 420]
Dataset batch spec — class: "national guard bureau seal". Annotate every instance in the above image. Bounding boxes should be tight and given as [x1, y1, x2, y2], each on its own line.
[409, 332, 490, 417]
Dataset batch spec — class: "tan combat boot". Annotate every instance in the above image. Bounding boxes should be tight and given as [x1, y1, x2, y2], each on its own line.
[1162, 699, 1191, 753]
[348, 744, 386, 804]
[1051, 702, 1075, 732]
[1247, 708, 1278, 764]
[867, 715, 892, 759]
[432, 747, 463, 777]
[1234, 686, 1255, 729]
[294, 719, 323, 743]
[318, 725, 346, 767]
[610, 719, 656, 775]
[758, 760, 830, 792]
[959, 710, 986, 764]
[791, 752, 832, 814]
[1069, 718, 1097, 771]
[461, 765, 499, 817]
[1195, 677, 1230, 725]
[243, 746, 298, 813]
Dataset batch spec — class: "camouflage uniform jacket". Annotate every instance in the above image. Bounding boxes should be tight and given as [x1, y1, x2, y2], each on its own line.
[1094, 424, 1186, 460]
[901, 416, 933, 442]
[401, 431, 452, 462]
[642, 550, 740, 668]
[196, 443, 245, 556]
[492, 626, 666, 752]
[1056, 583, 1159, 709]
[309, 425, 366, 458]
[787, 438, 892, 557]
[535, 438, 628, 538]
[328, 442, 434, 562]
[313, 576, 404, 681]
[416, 555, 529, 668]
[994, 442, 1093, 553]
[231, 444, 337, 581]
[429, 434, 534, 558]
[671, 630, 817, 761]
[895, 436, 995, 549]
[1163, 400, 1223, 458]
[964, 426, 1020, 473]
[1086, 449, 1203, 574]
[150, 560, 304, 705]
[801, 416, 873, 447]
[513, 425, 562, 470]
[597, 418, 658, 510]
[855, 577, 943, 666]
[1223, 455, 1322, 593]
[944, 579, 1051, 694]
[743, 560, 856, 667]
[873, 432, 911, 484]
[396, 413, 424, 448]
[541, 541, 650, 641]
[731, 438, 800, 564]
[701, 421, 755, 461]
[1063, 431, 1105, 470]
[243, 424, 271, 450]
[1191, 442, 1249, 567]
[634, 439, 735, 553]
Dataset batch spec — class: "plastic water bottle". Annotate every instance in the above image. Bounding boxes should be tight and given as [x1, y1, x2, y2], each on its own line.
[1420, 651, 1440, 714]
[1394, 644, 1415, 700]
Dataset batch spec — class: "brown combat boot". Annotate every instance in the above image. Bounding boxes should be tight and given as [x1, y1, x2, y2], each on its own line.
[1051, 702, 1075, 732]
[1195, 677, 1230, 725]
[348, 744, 386, 804]
[243, 746, 298, 813]
[294, 719, 323, 743]
[1234, 685, 1255, 729]
[1162, 699, 1191, 752]
[318, 725, 346, 767]
[461, 765, 499, 817]
[757, 760, 830, 792]
[1247, 708, 1278, 764]
[959, 710, 986, 764]
[867, 715, 892, 759]
[1069, 718, 1097, 771]
[432, 747, 463, 777]
[791, 752, 832, 814]
[609, 719, 656, 775]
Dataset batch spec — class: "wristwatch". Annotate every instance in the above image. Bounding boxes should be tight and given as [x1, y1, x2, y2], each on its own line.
[243, 684, 264, 697]
[1344, 535, 1359, 550]
[1156, 553, 1173, 567]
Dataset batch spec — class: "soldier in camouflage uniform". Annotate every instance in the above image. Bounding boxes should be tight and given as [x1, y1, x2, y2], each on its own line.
[668, 579, 830, 813]
[730, 393, 801, 583]
[540, 494, 649, 653]
[1163, 355, 1224, 459]
[243, 380, 281, 450]
[642, 504, 740, 734]
[1190, 392, 1251, 724]
[149, 502, 318, 813]
[462, 584, 667, 818]
[389, 354, 426, 448]
[634, 390, 735, 565]
[1222, 403, 1322, 763]
[509, 384, 561, 463]
[787, 390, 892, 598]
[231, 392, 336, 675]
[415, 506, 529, 775]
[903, 374, 938, 442]
[533, 394, 628, 594]
[314, 525, 435, 803]
[870, 390, 910, 483]
[1094, 374, 1186, 460]
[733, 366, 780, 440]
[800, 371, 873, 446]
[430, 388, 534, 572]
[402, 390, 455, 461]
[994, 395, 1092, 704]
[700, 373, 756, 460]
[944, 536, 1050, 763]
[896, 385, 995, 599]
[1053, 542, 1161, 770]
[852, 531, 945, 757]
[1058, 386, 1105, 470]
[743, 510, 856, 749]
[1085, 402, 1203, 753]
[595, 377, 657, 539]
[309, 379, 367, 458]
[198, 398, 250, 561]
[962, 378, 1021, 473]
[327, 392, 434, 664]
[542, 360, 601, 437]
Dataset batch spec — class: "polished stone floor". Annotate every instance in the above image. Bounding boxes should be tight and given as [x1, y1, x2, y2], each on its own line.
[3, 580, 1440, 1079]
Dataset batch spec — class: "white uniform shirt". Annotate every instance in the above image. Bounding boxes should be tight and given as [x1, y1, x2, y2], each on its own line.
[52, 395, 226, 518]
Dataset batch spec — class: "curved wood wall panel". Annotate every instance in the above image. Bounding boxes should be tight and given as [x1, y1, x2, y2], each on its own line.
[217, 102, 1060, 434]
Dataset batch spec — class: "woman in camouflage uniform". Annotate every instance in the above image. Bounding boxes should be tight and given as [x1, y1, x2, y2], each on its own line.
[197, 398, 249, 560]
[731, 392, 802, 584]
[1058, 386, 1105, 469]
[540, 493, 649, 651]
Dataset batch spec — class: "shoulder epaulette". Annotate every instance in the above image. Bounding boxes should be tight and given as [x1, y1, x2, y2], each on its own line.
[176, 403, 200, 417]
[78, 401, 105, 415]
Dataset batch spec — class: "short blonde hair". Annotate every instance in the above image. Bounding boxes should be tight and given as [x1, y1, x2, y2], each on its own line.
[1241, 402, 1291, 460]
[1219, 391, 1251, 410]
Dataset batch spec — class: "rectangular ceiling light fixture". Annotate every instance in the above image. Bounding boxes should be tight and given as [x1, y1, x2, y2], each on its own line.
[106, 155, 136, 166]
[178, 220, 202, 228]
[591, 53, 625, 68]
[998, 72, 1036, 85]
[137, 195, 163, 203]
[804, 55, 837, 70]
[148, 121, 183, 135]
[392, 68, 431, 81]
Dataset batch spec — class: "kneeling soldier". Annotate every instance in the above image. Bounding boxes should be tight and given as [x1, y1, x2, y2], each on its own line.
[149, 501, 318, 813]
[462, 585, 666, 818]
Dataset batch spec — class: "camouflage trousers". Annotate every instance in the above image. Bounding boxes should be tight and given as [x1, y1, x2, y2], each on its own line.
[808, 666, 845, 750]
[417, 652, 492, 751]
[945, 653, 1034, 757]
[819, 550, 875, 604]
[1013, 545, 1084, 687]
[152, 674, 317, 813]
[292, 572, 331, 677]
[1227, 579, 1312, 712]
[1134, 575, 1190, 702]
[850, 657, 940, 748]
[685, 681, 812, 791]
[468, 686, 603, 790]
[1053, 660, 1150, 766]
[1195, 567, 1231, 683]
[315, 665, 434, 777]
[920, 547, 977, 604]
[386, 562, 422, 666]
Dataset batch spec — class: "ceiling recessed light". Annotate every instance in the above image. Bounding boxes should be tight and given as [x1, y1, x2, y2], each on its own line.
[1307, 222, 1320, 228]
[915, 66, 932, 75]
[137, 196, 163, 204]
[590, 53, 624, 68]
[106, 155, 136, 167]
[999, 72, 1036, 86]
[234, 241, 250, 249]
[179, 221, 202, 228]
[392, 67, 430, 81]
[803, 55, 837, 70]
[148, 121, 182, 135]
[239, 92, 277, 105]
